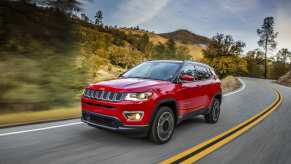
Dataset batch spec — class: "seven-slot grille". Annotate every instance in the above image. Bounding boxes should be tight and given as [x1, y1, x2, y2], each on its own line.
[84, 88, 126, 102]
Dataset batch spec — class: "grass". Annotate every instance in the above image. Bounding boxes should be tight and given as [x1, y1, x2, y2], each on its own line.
[0, 76, 242, 128]
[0, 106, 80, 128]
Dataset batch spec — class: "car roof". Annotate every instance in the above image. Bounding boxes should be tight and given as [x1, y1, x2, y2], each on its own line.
[147, 60, 212, 69]
[148, 60, 184, 63]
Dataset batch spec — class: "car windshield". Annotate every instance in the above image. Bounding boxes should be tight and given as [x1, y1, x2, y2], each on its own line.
[122, 62, 181, 81]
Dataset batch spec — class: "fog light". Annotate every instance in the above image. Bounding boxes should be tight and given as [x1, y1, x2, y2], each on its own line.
[123, 111, 144, 121]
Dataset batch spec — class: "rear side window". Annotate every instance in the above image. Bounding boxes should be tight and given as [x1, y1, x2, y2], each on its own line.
[194, 65, 211, 80]
[180, 64, 195, 78]
[179, 64, 197, 82]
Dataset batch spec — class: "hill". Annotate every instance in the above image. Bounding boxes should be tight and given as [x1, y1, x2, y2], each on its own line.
[120, 28, 205, 60]
[0, 0, 205, 113]
[160, 29, 211, 46]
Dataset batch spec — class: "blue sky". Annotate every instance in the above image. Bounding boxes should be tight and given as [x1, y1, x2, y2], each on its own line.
[81, 0, 291, 53]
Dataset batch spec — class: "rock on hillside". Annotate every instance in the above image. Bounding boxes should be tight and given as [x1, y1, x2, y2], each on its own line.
[278, 71, 291, 86]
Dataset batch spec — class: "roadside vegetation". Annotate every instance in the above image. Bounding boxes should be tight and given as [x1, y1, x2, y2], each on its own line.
[0, 0, 193, 114]
[221, 76, 242, 93]
[0, 0, 290, 126]
[277, 71, 291, 87]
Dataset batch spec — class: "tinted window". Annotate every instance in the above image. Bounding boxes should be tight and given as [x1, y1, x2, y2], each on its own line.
[180, 65, 195, 78]
[194, 65, 211, 80]
[122, 62, 181, 81]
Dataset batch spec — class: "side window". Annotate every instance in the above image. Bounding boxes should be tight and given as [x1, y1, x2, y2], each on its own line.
[194, 65, 211, 80]
[180, 64, 195, 79]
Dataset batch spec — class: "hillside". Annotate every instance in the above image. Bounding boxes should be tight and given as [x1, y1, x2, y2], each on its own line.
[160, 29, 211, 46]
[119, 28, 205, 60]
[0, 0, 205, 113]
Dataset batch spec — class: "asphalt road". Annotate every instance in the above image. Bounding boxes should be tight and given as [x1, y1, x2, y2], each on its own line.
[0, 78, 290, 164]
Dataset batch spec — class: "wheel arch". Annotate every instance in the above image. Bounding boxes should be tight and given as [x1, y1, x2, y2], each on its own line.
[208, 92, 222, 112]
[151, 98, 178, 125]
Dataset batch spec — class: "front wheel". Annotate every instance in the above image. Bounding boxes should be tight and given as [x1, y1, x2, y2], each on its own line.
[205, 98, 221, 123]
[149, 106, 175, 144]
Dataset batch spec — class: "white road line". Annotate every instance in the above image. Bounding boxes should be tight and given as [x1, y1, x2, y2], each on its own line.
[0, 78, 246, 137]
[0, 122, 82, 137]
[223, 78, 246, 97]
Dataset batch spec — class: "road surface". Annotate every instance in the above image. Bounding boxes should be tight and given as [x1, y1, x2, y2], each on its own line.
[0, 77, 290, 164]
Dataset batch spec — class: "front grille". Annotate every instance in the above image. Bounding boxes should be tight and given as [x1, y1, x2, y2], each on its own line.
[82, 110, 121, 128]
[84, 88, 126, 102]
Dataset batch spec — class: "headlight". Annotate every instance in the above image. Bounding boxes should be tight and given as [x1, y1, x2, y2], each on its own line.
[124, 92, 153, 101]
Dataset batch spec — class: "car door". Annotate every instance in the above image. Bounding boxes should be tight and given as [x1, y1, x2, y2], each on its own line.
[176, 64, 205, 116]
[193, 64, 213, 108]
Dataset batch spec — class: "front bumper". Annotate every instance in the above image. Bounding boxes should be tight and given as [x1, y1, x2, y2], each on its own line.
[81, 110, 149, 134]
[81, 95, 155, 126]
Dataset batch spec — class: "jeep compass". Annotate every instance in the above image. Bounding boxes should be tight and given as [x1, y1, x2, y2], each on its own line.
[81, 60, 222, 144]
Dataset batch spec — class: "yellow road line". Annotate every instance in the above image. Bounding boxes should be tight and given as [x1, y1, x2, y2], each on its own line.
[160, 90, 283, 164]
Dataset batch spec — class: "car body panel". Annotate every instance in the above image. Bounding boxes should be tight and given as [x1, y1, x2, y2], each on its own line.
[81, 60, 222, 132]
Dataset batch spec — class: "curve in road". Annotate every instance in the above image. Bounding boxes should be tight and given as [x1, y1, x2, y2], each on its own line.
[161, 90, 282, 164]
[0, 78, 290, 164]
[0, 77, 246, 137]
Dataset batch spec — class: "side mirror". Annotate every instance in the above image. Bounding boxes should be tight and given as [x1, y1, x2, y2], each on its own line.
[180, 74, 194, 82]
[118, 72, 124, 78]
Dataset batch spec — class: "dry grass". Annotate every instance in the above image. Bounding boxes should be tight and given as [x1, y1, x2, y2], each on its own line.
[177, 42, 204, 60]
[0, 75, 241, 128]
[149, 33, 168, 44]
[120, 28, 205, 61]
[221, 76, 241, 93]
[0, 106, 80, 128]
[95, 64, 125, 82]
[149, 34, 205, 60]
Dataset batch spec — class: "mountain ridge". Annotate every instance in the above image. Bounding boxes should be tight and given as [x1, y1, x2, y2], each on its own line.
[160, 29, 211, 45]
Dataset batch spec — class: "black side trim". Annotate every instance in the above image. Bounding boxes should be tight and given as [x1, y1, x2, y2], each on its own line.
[178, 108, 209, 124]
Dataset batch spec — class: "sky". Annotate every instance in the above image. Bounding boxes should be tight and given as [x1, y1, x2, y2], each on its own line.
[81, 0, 291, 54]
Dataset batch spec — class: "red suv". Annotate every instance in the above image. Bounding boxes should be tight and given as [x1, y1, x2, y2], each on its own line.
[81, 60, 222, 144]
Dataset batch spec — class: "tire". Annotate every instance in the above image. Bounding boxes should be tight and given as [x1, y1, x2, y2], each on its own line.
[149, 106, 175, 144]
[205, 98, 221, 123]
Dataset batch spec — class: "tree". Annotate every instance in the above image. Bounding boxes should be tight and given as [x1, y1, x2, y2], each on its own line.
[244, 49, 265, 78]
[166, 39, 176, 53]
[257, 16, 278, 79]
[81, 13, 89, 22]
[246, 49, 265, 64]
[203, 33, 245, 58]
[95, 10, 103, 26]
[276, 48, 291, 64]
[137, 34, 152, 57]
[109, 46, 143, 69]
[269, 48, 291, 79]
[46, 0, 82, 13]
[19, 0, 32, 4]
[10, 0, 84, 12]
[202, 33, 247, 78]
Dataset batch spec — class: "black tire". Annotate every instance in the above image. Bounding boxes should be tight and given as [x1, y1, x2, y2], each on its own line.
[205, 98, 221, 123]
[149, 106, 175, 144]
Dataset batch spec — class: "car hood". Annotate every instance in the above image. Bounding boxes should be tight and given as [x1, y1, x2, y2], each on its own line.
[89, 78, 171, 91]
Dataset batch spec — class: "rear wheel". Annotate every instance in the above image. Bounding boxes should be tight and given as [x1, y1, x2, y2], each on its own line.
[149, 107, 175, 144]
[205, 98, 221, 123]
